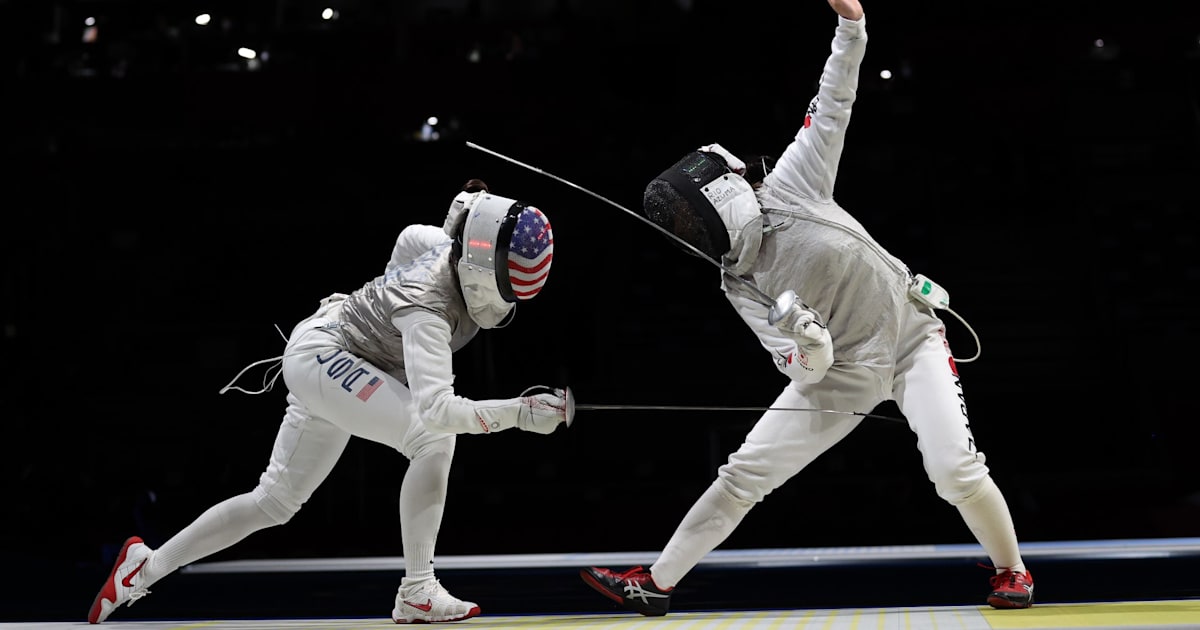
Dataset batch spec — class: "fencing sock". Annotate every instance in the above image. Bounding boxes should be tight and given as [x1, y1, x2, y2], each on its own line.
[142, 492, 279, 586]
[651, 482, 753, 589]
[399, 451, 452, 585]
[956, 475, 1027, 574]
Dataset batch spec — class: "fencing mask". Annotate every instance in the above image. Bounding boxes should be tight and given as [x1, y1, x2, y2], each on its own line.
[452, 192, 554, 328]
[643, 143, 765, 276]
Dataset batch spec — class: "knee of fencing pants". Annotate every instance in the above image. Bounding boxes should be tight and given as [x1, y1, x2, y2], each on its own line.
[713, 480, 757, 514]
[715, 460, 772, 508]
[408, 433, 456, 460]
[253, 485, 298, 525]
[927, 449, 990, 505]
[401, 421, 457, 460]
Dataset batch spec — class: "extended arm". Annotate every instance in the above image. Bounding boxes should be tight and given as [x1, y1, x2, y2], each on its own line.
[394, 309, 568, 434]
[770, 0, 867, 201]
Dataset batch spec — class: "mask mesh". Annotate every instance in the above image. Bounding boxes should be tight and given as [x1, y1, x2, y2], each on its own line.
[642, 151, 732, 260]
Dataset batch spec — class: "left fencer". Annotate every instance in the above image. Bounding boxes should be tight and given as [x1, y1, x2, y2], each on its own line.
[89, 179, 572, 624]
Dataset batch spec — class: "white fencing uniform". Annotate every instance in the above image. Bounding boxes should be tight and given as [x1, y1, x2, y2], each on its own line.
[113, 212, 564, 624]
[649, 14, 1026, 590]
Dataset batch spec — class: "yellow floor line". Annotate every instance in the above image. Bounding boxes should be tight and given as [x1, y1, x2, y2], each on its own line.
[980, 600, 1200, 628]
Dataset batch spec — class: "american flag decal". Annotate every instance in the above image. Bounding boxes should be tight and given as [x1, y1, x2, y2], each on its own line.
[357, 376, 383, 401]
[508, 207, 553, 299]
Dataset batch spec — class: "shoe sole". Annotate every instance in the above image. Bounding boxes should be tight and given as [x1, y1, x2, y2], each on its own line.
[988, 594, 1034, 609]
[87, 536, 144, 624]
[392, 605, 481, 624]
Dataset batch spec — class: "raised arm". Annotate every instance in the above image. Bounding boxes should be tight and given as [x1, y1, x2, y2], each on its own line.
[769, 0, 867, 201]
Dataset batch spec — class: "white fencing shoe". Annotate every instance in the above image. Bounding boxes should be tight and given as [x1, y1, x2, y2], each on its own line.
[392, 578, 480, 623]
[88, 536, 153, 624]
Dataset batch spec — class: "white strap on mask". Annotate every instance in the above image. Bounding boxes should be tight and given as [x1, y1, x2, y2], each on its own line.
[443, 190, 483, 239]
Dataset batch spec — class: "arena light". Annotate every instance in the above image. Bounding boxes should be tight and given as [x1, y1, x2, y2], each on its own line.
[84, 16, 96, 26]
[419, 116, 441, 142]
[880, 69, 893, 80]
[1090, 37, 1118, 61]
[238, 47, 257, 59]
[195, 13, 211, 26]
[321, 8, 336, 20]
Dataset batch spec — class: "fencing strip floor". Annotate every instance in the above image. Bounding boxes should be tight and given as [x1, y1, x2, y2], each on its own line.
[6, 601, 1200, 630]
[24, 540, 1199, 629]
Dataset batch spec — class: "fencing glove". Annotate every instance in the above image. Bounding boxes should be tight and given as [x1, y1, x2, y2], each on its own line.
[772, 293, 834, 383]
[516, 387, 572, 434]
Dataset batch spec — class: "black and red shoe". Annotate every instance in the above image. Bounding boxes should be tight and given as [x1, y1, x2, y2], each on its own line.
[580, 566, 672, 616]
[988, 569, 1034, 609]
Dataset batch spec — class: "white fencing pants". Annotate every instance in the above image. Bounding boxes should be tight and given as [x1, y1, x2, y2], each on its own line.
[651, 301, 1001, 588]
[143, 300, 456, 586]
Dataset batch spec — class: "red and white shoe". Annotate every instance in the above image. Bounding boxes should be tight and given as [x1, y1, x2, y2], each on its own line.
[392, 578, 481, 623]
[88, 536, 154, 623]
[988, 569, 1034, 609]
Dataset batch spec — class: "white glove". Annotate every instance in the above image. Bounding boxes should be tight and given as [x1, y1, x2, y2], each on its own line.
[772, 294, 834, 381]
[698, 143, 747, 174]
[516, 387, 571, 434]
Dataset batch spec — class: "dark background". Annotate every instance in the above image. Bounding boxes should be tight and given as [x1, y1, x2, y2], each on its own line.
[3, 0, 1200, 609]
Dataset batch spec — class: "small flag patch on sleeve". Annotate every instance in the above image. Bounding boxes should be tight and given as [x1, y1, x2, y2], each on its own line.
[357, 376, 383, 401]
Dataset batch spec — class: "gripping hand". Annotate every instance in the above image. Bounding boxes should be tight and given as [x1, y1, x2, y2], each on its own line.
[516, 387, 572, 434]
[769, 290, 834, 381]
[774, 302, 830, 347]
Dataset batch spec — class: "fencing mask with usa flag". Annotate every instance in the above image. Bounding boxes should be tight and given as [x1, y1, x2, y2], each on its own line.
[454, 193, 554, 328]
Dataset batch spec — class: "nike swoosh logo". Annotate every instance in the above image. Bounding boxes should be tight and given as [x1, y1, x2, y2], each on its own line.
[121, 559, 147, 588]
[404, 599, 433, 612]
